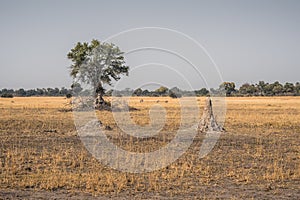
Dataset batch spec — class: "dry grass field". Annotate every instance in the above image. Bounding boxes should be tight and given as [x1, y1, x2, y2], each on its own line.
[0, 96, 299, 199]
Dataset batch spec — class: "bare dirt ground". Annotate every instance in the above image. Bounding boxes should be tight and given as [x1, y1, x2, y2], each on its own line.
[0, 97, 299, 199]
[1, 182, 299, 200]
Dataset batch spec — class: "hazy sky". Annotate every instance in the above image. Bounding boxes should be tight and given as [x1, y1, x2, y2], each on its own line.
[0, 0, 299, 90]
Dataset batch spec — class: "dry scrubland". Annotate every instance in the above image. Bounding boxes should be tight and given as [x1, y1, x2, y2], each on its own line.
[0, 97, 299, 199]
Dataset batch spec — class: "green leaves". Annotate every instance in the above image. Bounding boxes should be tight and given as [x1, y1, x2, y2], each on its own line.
[67, 41, 97, 78]
[67, 39, 129, 96]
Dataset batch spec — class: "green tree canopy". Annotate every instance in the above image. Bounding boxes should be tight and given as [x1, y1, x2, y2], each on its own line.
[283, 82, 295, 93]
[133, 88, 143, 96]
[219, 82, 236, 96]
[67, 40, 100, 78]
[155, 86, 169, 96]
[239, 83, 257, 95]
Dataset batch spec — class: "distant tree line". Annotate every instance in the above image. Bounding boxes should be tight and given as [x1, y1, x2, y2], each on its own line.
[219, 81, 300, 97]
[107, 81, 300, 97]
[105, 86, 209, 98]
[1, 81, 299, 98]
[0, 87, 72, 98]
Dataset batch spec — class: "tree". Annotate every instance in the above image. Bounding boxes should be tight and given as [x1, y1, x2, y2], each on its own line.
[133, 88, 143, 96]
[239, 83, 257, 96]
[54, 88, 60, 96]
[60, 87, 69, 96]
[15, 88, 26, 96]
[26, 89, 37, 97]
[283, 82, 295, 94]
[155, 86, 169, 96]
[1, 88, 14, 97]
[295, 82, 300, 95]
[271, 81, 284, 95]
[36, 88, 45, 96]
[195, 88, 209, 96]
[47, 88, 55, 96]
[219, 82, 236, 96]
[263, 83, 274, 96]
[169, 87, 183, 97]
[67, 39, 129, 108]
[142, 89, 150, 96]
[256, 81, 267, 96]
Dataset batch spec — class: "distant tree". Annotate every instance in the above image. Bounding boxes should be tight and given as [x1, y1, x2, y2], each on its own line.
[195, 88, 209, 96]
[155, 86, 169, 96]
[219, 82, 236, 96]
[36, 88, 45, 96]
[3, 89, 14, 94]
[53, 88, 60, 96]
[169, 87, 181, 93]
[273, 85, 283, 95]
[60, 87, 69, 96]
[272, 81, 284, 95]
[1, 89, 13, 97]
[263, 83, 274, 96]
[142, 89, 150, 96]
[295, 82, 300, 95]
[283, 82, 295, 94]
[47, 88, 55, 96]
[239, 83, 257, 96]
[15, 88, 26, 96]
[169, 87, 183, 97]
[133, 88, 143, 96]
[1, 88, 7, 94]
[256, 81, 267, 96]
[68, 39, 129, 108]
[26, 89, 37, 97]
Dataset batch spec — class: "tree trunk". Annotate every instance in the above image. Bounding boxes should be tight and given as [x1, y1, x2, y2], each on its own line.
[95, 93, 105, 105]
[95, 82, 111, 110]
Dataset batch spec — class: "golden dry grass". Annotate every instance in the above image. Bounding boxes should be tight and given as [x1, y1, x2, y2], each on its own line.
[0, 96, 299, 198]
